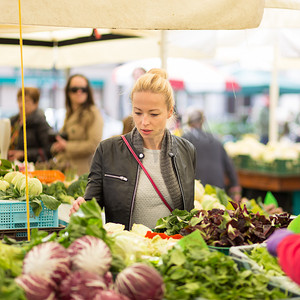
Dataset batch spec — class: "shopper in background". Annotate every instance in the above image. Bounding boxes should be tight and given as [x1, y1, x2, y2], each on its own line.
[70, 68, 196, 230]
[132, 67, 146, 82]
[182, 109, 241, 202]
[8, 87, 53, 163]
[256, 95, 270, 144]
[51, 74, 103, 176]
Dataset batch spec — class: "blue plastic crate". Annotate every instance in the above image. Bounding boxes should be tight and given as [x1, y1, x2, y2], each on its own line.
[0, 201, 58, 229]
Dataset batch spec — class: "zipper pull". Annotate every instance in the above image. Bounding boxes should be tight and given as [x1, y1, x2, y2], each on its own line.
[119, 176, 128, 182]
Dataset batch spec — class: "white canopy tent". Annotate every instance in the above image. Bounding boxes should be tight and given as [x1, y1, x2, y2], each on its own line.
[1, 7, 300, 70]
[1, 0, 300, 142]
[0, 2, 300, 69]
[0, 0, 266, 30]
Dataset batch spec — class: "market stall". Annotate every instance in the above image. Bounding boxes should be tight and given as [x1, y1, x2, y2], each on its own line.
[237, 170, 300, 192]
[1, 161, 299, 299]
[1, 1, 300, 299]
[225, 137, 300, 214]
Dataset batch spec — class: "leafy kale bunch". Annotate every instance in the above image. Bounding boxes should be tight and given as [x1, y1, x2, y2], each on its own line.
[180, 201, 292, 247]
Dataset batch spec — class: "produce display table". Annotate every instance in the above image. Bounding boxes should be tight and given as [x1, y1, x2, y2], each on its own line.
[237, 170, 300, 215]
[237, 170, 300, 192]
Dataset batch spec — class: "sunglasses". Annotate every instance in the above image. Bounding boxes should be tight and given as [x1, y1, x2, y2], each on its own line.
[69, 87, 88, 93]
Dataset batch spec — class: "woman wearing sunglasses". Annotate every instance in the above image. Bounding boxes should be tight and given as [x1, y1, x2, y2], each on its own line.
[51, 74, 103, 175]
[70, 69, 196, 230]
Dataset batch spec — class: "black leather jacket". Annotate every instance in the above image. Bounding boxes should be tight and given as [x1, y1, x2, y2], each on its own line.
[84, 132, 196, 229]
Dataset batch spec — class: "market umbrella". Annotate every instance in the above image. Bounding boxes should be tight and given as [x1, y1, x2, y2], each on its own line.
[0, 28, 209, 69]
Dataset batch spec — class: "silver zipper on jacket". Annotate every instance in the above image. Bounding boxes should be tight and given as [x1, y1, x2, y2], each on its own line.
[104, 174, 128, 181]
[171, 155, 186, 210]
[129, 166, 140, 229]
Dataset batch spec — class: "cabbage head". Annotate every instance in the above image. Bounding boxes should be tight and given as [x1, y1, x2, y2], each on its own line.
[20, 177, 43, 196]
[0, 180, 9, 192]
[3, 171, 22, 184]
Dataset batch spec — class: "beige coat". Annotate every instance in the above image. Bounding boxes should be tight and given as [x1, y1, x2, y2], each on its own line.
[55, 105, 103, 175]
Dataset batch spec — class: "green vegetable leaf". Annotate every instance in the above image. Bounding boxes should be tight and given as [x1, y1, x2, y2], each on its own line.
[0, 241, 23, 277]
[170, 268, 190, 280]
[158, 245, 288, 300]
[169, 248, 186, 266]
[0, 159, 13, 176]
[288, 214, 300, 234]
[0, 268, 26, 300]
[30, 198, 42, 217]
[58, 199, 113, 250]
[178, 230, 208, 250]
[39, 194, 61, 211]
[67, 179, 87, 198]
[76, 197, 103, 220]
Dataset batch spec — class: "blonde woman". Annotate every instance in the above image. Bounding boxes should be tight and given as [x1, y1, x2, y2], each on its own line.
[70, 69, 196, 230]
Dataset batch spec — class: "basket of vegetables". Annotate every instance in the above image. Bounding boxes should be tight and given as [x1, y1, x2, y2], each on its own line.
[0, 170, 61, 230]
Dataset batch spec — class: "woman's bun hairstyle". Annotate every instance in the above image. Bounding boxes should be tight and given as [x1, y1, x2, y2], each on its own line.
[131, 67, 174, 112]
[147, 68, 168, 79]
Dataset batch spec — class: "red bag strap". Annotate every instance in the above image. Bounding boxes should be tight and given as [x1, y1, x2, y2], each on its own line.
[121, 135, 173, 213]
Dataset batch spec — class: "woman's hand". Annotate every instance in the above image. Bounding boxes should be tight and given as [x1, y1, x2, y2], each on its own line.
[263, 203, 283, 215]
[51, 135, 67, 153]
[8, 150, 24, 161]
[228, 185, 242, 203]
[69, 197, 86, 216]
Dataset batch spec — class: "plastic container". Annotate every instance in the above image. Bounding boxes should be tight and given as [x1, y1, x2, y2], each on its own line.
[229, 244, 264, 271]
[0, 200, 58, 229]
[23, 170, 65, 184]
[229, 243, 300, 297]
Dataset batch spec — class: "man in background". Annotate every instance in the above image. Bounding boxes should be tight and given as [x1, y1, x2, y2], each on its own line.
[182, 109, 241, 202]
